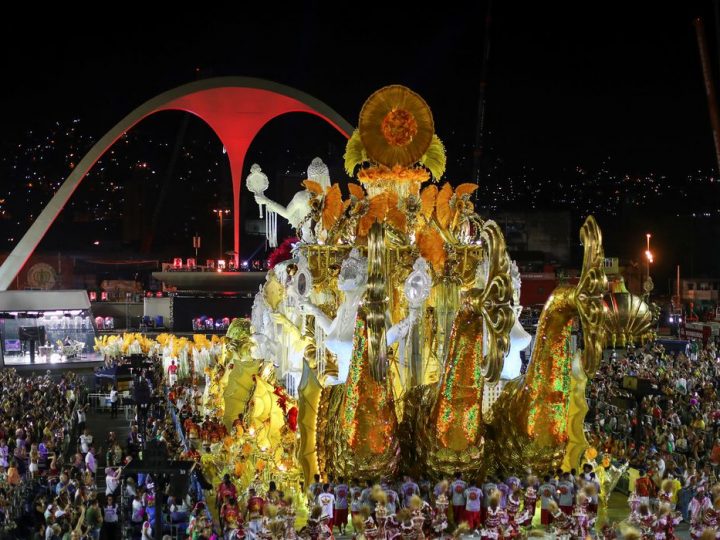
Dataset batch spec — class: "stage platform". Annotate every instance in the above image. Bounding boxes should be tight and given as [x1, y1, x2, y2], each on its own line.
[152, 270, 266, 292]
[2, 352, 104, 372]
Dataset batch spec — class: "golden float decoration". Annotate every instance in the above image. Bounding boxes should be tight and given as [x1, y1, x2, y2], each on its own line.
[202, 85, 619, 502]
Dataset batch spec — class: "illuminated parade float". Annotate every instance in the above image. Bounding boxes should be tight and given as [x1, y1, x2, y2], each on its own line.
[188, 84, 658, 531]
[1, 81, 660, 539]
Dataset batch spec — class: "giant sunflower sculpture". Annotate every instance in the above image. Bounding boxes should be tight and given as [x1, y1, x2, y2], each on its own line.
[344, 85, 447, 183]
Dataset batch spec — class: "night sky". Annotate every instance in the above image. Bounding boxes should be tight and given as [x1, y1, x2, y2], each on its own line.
[1, 3, 719, 287]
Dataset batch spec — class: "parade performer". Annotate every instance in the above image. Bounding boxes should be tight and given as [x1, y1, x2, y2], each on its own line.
[690, 488, 712, 540]
[431, 492, 449, 537]
[632, 503, 655, 539]
[333, 478, 350, 536]
[482, 491, 507, 539]
[407, 495, 428, 539]
[168, 359, 178, 386]
[482, 478, 498, 524]
[698, 498, 720, 540]
[518, 478, 538, 528]
[301, 505, 333, 540]
[245, 487, 265, 539]
[538, 476, 556, 527]
[547, 501, 574, 540]
[463, 480, 483, 531]
[628, 490, 642, 523]
[360, 506, 379, 540]
[652, 502, 682, 540]
[659, 479, 675, 511]
[573, 483, 596, 539]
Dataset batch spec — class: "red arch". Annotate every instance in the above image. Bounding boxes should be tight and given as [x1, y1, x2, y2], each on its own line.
[155, 87, 352, 265]
[0, 78, 353, 289]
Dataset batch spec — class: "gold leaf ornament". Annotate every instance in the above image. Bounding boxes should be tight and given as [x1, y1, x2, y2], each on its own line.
[419, 135, 447, 180]
[344, 130, 368, 175]
[435, 183, 453, 229]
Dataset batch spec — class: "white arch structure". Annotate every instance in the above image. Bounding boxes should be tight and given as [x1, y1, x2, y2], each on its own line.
[0, 77, 354, 290]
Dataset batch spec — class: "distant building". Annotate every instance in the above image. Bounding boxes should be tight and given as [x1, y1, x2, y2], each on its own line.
[681, 278, 720, 304]
[495, 211, 572, 266]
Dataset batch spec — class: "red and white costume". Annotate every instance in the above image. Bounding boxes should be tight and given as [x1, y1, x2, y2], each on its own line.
[549, 508, 574, 540]
[689, 494, 712, 540]
[522, 486, 537, 521]
[573, 496, 594, 539]
[481, 506, 507, 540]
[652, 512, 682, 540]
[696, 506, 719, 540]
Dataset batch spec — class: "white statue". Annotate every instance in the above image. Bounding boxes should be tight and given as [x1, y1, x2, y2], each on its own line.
[245, 164, 277, 247]
[250, 287, 279, 363]
[252, 157, 331, 243]
[299, 249, 421, 385]
[397, 257, 432, 385]
[501, 258, 532, 380]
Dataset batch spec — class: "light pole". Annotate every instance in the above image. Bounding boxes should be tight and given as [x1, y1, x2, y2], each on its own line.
[213, 209, 230, 262]
[643, 233, 654, 298]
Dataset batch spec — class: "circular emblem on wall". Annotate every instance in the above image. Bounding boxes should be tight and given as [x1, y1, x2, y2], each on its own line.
[27, 263, 57, 289]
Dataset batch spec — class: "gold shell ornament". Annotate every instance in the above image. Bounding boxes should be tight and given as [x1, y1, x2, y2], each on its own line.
[359, 85, 435, 168]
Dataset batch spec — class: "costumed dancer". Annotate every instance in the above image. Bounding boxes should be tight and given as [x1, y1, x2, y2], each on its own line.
[431, 489, 449, 537]
[408, 495, 430, 539]
[698, 498, 720, 540]
[690, 488, 712, 540]
[301, 505, 333, 540]
[573, 483, 596, 539]
[482, 478, 498, 525]
[516, 477, 537, 529]
[224, 513, 245, 540]
[373, 487, 395, 539]
[659, 479, 675, 511]
[282, 495, 298, 540]
[628, 491, 642, 523]
[652, 502, 682, 540]
[600, 521, 618, 540]
[504, 481, 523, 538]
[631, 503, 655, 539]
[481, 491, 507, 540]
[547, 501, 573, 540]
[245, 488, 265, 540]
[359, 506, 379, 540]
[351, 515, 367, 540]
[394, 508, 417, 540]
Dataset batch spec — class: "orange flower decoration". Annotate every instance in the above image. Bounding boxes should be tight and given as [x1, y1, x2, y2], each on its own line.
[357, 165, 430, 185]
[381, 109, 418, 147]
